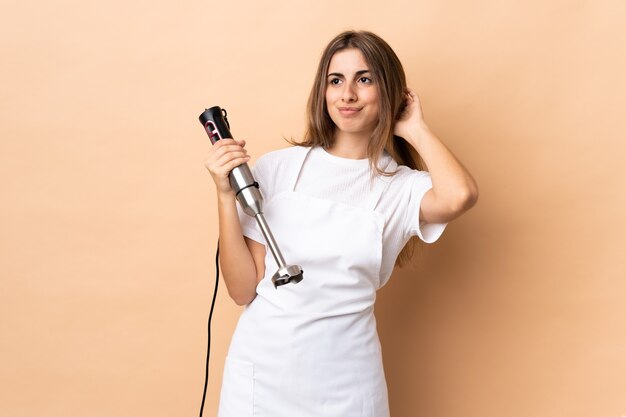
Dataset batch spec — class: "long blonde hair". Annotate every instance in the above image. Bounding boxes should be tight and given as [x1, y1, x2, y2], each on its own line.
[285, 30, 425, 267]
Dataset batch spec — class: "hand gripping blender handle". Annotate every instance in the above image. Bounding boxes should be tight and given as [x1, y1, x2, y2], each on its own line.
[199, 107, 263, 217]
[199, 106, 303, 287]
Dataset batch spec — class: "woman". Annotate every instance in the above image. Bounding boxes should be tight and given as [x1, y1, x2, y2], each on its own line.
[204, 30, 478, 417]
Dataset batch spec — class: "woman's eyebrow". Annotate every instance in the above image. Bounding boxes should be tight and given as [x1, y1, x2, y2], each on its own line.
[327, 69, 371, 78]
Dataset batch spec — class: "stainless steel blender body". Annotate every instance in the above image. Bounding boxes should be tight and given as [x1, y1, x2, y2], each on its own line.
[200, 107, 303, 287]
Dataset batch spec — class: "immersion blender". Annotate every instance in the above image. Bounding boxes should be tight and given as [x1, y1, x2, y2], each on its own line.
[199, 106, 303, 287]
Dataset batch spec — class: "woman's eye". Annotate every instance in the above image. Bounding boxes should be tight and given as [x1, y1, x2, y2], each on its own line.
[359, 77, 372, 83]
[329, 78, 341, 85]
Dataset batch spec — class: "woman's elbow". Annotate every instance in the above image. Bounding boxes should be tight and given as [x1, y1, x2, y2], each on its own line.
[232, 292, 256, 306]
[449, 186, 479, 216]
[226, 284, 257, 306]
[463, 185, 479, 209]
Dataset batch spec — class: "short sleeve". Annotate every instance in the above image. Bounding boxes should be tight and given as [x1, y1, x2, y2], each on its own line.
[235, 158, 268, 245]
[403, 171, 447, 243]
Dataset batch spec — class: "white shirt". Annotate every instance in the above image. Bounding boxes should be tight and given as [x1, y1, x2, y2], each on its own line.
[236, 145, 447, 287]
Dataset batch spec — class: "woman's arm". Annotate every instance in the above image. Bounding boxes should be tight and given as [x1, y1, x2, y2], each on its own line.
[217, 192, 260, 305]
[204, 138, 262, 305]
[394, 88, 479, 224]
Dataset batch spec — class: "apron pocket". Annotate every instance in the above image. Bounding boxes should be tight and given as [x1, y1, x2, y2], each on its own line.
[217, 356, 255, 417]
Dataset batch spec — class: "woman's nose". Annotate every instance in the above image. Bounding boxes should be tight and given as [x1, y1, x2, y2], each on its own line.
[341, 84, 357, 102]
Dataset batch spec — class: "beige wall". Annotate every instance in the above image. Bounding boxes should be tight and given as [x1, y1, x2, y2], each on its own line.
[2, 0, 625, 416]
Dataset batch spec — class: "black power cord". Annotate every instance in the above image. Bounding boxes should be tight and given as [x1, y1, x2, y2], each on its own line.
[198, 239, 220, 417]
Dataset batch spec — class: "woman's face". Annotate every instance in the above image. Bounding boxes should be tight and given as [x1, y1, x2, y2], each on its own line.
[325, 48, 379, 139]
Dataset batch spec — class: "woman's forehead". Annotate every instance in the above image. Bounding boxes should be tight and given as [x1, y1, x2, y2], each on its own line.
[327, 48, 370, 74]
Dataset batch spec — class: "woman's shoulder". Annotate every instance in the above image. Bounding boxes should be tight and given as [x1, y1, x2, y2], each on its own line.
[255, 145, 310, 170]
[392, 163, 428, 176]
[253, 145, 311, 197]
[387, 163, 431, 189]
[253, 145, 311, 179]
[260, 144, 309, 159]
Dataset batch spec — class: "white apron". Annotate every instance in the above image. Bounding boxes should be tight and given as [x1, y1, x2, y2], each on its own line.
[218, 145, 398, 417]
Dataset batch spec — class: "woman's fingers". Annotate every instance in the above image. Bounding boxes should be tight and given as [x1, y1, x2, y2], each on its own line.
[216, 138, 246, 150]
[217, 150, 249, 166]
[202, 138, 251, 194]
[404, 88, 418, 103]
[210, 138, 250, 170]
[215, 144, 248, 157]
[213, 139, 248, 158]
[227, 155, 251, 170]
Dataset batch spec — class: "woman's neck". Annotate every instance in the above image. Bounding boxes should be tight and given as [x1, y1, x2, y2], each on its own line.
[327, 132, 370, 160]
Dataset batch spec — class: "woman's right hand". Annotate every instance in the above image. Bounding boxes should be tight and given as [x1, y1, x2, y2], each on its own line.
[203, 138, 251, 195]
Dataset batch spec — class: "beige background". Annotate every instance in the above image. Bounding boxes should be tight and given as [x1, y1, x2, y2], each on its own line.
[1, 0, 625, 416]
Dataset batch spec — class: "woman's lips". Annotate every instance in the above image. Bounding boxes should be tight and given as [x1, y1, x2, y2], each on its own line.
[338, 107, 362, 116]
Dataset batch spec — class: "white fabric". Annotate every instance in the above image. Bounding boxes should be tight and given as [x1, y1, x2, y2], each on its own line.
[237, 144, 447, 287]
[219, 145, 396, 417]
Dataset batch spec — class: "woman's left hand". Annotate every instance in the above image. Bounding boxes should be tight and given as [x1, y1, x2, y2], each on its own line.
[394, 88, 427, 143]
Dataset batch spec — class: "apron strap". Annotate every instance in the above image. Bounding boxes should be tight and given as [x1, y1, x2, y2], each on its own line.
[290, 145, 313, 192]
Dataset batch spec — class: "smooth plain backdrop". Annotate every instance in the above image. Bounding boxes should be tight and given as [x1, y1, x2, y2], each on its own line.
[2, 1, 625, 416]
